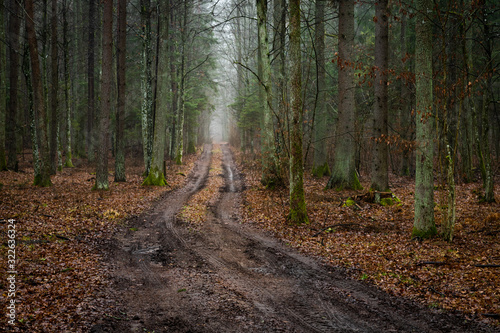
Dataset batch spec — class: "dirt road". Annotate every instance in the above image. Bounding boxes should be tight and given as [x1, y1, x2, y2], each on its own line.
[92, 144, 495, 332]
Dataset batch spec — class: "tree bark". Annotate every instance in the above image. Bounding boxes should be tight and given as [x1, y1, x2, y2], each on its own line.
[0, 1, 7, 170]
[49, 0, 59, 174]
[115, 0, 127, 182]
[257, 0, 278, 186]
[371, 0, 389, 192]
[141, 0, 154, 175]
[289, 0, 308, 224]
[62, 0, 74, 168]
[26, 0, 52, 186]
[94, 0, 113, 190]
[413, 0, 436, 239]
[143, 0, 169, 186]
[7, 0, 21, 171]
[87, 0, 96, 161]
[312, 0, 329, 178]
[326, 0, 361, 190]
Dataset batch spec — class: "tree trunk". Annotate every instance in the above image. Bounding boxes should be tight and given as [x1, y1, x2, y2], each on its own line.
[400, 14, 411, 176]
[174, 1, 188, 165]
[257, 0, 278, 186]
[62, 0, 74, 168]
[143, 0, 169, 186]
[272, 0, 287, 171]
[49, 0, 59, 174]
[7, 0, 21, 171]
[114, 0, 126, 182]
[94, 0, 113, 190]
[288, 0, 308, 224]
[478, 3, 495, 202]
[22, 41, 41, 180]
[0, 1, 6, 170]
[141, 0, 154, 175]
[326, 0, 361, 190]
[87, 0, 95, 161]
[371, 0, 389, 192]
[312, 0, 329, 178]
[26, 0, 52, 186]
[413, 0, 436, 239]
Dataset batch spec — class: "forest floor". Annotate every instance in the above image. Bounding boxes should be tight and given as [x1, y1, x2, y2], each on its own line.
[0, 144, 498, 332]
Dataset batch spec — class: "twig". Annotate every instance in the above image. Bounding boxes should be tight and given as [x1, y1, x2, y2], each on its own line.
[475, 264, 500, 268]
[416, 261, 447, 266]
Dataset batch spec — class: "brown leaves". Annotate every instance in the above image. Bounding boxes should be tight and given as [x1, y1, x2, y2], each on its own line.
[237, 152, 499, 325]
[0, 152, 199, 331]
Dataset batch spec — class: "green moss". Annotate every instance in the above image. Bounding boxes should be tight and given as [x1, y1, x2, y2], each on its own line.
[312, 162, 331, 178]
[142, 166, 168, 186]
[411, 225, 437, 239]
[380, 198, 394, 206]
[33, 174, 52, 187]
[64, 152, 74, 168]
[187, 141, 196, 154]
[343, 198, 356, 207]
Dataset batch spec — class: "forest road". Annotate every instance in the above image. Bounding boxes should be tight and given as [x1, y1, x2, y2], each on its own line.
[92, 143, 496, 333]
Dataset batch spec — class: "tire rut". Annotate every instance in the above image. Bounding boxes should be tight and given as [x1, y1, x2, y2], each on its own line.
[94, 143, 496, 333]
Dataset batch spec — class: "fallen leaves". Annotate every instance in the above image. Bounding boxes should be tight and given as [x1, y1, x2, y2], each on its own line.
[237, 148, 499, 326]
[0, 152, 199, 332]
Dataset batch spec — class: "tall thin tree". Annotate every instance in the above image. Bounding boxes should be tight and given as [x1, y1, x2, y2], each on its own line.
[87, 0, 96, 161]
[326, 0, 361, 190]
[49, 0, 59, 174]
[115, 0, 127, 182]
[0, 1, 7, 170]
[257, 0, 278, 186]
[143, 0, 169, 186]
[7, 0, 21, 171]
[94, 0, 113, 190]
[26, 0, 52, 186]
[413, 0, 436, 238]
[289, 0, 308, 224]
[312, 0, 329, 178]
[370, 0, 389, 192]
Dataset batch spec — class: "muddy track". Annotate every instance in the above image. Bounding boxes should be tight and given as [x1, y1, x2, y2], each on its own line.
[92, 143, 496, 333]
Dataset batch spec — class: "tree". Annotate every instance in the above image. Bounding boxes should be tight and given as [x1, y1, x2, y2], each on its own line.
[26, 0, 52, 187]
[141, 0, 154, 175]
[7, 0, 21, 171]
[256, 0, 278, 186]
[312, 0, 329, 178]
[115, 0, 127, 182]
[0, 1, 7, 170]
[412, 0, 436, 239]
[370, 0, 389, 192]
[143, 0, 169, 186]
[326, 0, 361, 190]
[94, 0, 113, 190]
[49, 0, 60, 174]
[87, 0, 96, 161]
[288, 0, 308, 224]
[62, 0, 74, 168]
